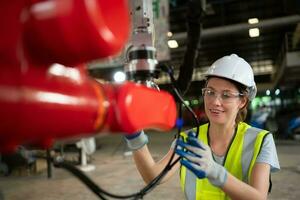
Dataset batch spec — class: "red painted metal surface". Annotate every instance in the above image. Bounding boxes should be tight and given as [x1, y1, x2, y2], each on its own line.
[0, 66, 177, 153]
[22, 0, 130, 66]
[0, 65, 105, 152]
[114, 83, 177, 133]
[0, 0, 177, 153]
[102, 82, 177, 134]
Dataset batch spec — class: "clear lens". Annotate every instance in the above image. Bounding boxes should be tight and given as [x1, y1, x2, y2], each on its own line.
[202, 88, 243, 103]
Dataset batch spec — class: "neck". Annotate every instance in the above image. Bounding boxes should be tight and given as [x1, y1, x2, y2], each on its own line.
[208, 122, 237, 156]
[209, 121, 236, 140]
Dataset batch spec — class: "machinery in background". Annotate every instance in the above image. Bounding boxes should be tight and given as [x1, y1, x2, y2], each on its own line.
[125, 0, 159, 89]
[0, 1, 204, 199]
[288, 116, 300, 139]
[76, 137, 96, 172]
[0, 0, 177, 154]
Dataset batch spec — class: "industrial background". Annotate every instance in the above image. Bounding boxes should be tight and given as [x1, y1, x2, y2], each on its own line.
[1, 0, 300, 200]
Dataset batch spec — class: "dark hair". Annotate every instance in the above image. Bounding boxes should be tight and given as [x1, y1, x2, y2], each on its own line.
[233, 80, 249, 124]
[205, 76, 249, 124]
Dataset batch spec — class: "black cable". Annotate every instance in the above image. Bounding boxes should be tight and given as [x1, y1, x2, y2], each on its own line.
[176, 0, 204, 95]
[49, 63, 200, 200]
[54, 161, 107, 200]
[128, 115, 184, 198]
[53, 125, 175, 199]
[160, 64, 200, 135]
[131, 64, 201, 198]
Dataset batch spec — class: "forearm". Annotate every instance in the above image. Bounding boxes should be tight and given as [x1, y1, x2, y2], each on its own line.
[222, 173, 267, 200]
[133, 145, 179, 184]
[132, 145, 156, 183]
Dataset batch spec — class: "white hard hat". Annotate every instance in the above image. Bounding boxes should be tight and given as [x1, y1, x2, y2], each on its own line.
[204, 54, 257, 100]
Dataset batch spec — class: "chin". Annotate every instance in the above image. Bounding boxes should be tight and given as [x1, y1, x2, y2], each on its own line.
[208, 116, 227, 125]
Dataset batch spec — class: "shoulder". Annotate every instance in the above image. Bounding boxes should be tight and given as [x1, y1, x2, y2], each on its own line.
[240, 122, 270, 138]
[256, 134, 280, 172]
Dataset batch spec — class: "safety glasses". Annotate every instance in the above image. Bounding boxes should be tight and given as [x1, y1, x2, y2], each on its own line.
[201, 87, 244, 103]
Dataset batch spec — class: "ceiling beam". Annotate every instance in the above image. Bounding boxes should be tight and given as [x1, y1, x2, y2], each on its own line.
[172, 15, 300, 40]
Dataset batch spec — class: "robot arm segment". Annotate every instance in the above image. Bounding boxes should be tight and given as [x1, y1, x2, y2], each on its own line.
[0, 0, 177, 153]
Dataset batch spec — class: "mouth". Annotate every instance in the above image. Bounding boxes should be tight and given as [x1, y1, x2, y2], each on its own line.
[209, 108, 224, 115]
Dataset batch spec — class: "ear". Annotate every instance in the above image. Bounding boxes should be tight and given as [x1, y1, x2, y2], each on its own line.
[239, 96, 248, 109]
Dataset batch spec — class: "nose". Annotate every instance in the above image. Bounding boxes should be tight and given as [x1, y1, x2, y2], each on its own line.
[211, 94, 222, 105]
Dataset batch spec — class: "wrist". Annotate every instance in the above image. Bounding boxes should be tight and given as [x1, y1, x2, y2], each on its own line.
[125, 132, 142, 139]
[208, 164, 228, 187]
[125, 130, 148, 151]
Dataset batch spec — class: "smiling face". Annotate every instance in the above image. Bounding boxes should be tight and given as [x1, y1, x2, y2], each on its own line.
[203, 77, 247, 126]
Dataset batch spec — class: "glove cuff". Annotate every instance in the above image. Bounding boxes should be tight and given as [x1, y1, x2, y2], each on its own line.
[209, 165, 228, 187]
[125, 131, 148, 151]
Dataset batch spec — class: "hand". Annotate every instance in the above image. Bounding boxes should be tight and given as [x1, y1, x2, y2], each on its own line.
[175, 132, 227, 187]
[125, 130, 148, 151]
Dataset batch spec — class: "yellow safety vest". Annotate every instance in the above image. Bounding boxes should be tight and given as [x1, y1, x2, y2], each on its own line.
[180, 122, 269, 200]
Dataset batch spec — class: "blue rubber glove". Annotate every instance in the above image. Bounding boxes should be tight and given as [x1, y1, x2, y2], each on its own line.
[125, 130, 148, 151]
[175, 132, 228, 187]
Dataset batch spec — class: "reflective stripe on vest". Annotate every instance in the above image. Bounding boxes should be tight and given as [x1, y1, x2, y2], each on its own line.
[179, 122, 269, 200]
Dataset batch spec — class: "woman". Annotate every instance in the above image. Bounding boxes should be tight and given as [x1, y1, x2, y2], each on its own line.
[125, 54, 280, 200]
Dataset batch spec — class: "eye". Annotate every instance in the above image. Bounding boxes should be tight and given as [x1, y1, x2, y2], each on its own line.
[206, 89, 215, 96]
[221, 91, 232, 99]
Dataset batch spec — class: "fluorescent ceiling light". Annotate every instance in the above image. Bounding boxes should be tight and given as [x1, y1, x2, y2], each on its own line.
[248, 18, 259, 24]
[168, 40, 178, 48]
[249, 28, 260, 37]
[167, 31, 173, 37]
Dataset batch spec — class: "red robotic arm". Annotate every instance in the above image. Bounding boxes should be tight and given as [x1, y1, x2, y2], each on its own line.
[0, 0, 177, 153]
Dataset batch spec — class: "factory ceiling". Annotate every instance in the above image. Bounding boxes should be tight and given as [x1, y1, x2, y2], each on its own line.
[89, 0, 300, 97]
